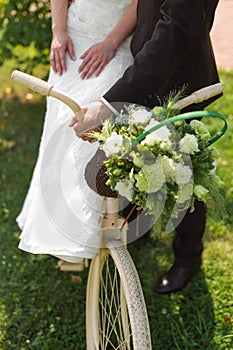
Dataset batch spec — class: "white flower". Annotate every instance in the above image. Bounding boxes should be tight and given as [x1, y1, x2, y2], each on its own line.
[129, 108, 151, 126]
[141, 134, 158, 147]
[135, 171, 148, 192]
[157, 155, 176, 182]
[159, 139, 172, 151]
[115, 179, 134, 201]
[174, 163, 192, 185]
[131, 151, 145, 168]
[145, 119, 170, 142]
[141, 163, 166, 193]
[176, 183, 193, 204]
[103, 132, 124, 157]
[179, 134, 199, 154]
[190, 120, 210, 140]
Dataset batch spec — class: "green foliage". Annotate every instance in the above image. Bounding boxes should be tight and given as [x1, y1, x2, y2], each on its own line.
[0, 0, 51, 71]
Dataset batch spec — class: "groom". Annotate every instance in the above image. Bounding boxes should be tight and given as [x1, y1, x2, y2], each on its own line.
[71, 0, 221, 294]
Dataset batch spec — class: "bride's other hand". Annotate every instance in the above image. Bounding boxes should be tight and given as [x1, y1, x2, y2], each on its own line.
[78, 40, 117, 79]
[50, 32, 76, 75]
[69, 101, 113, 142]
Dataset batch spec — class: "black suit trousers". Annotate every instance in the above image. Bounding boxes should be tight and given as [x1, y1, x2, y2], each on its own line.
[124, 200, 206, 266]
[172, 200, 206, 266]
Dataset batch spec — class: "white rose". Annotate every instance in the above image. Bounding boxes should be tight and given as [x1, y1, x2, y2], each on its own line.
[103, 132, 124, 157]
[142, 163, 166, 193]
[190, 120, 210, 139]
[135, 171, 148, 193]
[141, 134, 158, 147]
[179, 134, 199, 154]
[129, 108, 151, 126]
[157, 155, 176, 182]
[145, 119, 170, 142]
[174, 163, 192, 185]
[115, 180, 134, 201]
[159, 139, 172, 151]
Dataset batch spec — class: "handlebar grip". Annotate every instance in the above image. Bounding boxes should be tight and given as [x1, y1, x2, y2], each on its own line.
[173, 83, 223, 110]
[11, 70, 54, 96]
[11, 70, 84, 120]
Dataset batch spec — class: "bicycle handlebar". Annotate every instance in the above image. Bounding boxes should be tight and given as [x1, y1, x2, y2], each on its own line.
[11, 70, 223, 119]
[173, 83, 223, 110]
[11, 70, 84, 121]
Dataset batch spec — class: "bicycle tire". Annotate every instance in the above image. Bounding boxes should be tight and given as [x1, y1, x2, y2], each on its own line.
[86, 239, 152, 350]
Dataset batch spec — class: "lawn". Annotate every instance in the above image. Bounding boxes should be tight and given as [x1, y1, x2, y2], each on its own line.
[0, 60, 233, 349]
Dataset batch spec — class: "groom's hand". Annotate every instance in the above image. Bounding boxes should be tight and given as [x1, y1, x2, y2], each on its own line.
[69, 101, 113, 142]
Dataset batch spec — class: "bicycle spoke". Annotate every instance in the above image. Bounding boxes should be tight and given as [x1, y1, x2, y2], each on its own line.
[98, 254, 132, 349]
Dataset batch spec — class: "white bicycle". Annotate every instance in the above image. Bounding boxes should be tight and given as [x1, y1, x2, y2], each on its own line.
[12, 70, 224, 350]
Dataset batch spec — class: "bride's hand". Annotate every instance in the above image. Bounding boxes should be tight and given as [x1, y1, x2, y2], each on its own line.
[78, 40, 117, 79]
[50, 31, 76, 75]
[69, 101, 113, 142]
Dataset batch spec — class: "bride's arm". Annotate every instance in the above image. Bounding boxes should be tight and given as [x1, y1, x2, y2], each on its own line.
[50, 0, 76, 75]
[79, 0, 138, 79]
[104, 0, 138, 53]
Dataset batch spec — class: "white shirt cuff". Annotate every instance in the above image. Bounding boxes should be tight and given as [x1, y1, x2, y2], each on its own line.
[100, 97, 120, 117]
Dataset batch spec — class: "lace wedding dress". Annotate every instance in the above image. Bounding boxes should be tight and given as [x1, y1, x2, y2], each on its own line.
[17, 0, 133, 262]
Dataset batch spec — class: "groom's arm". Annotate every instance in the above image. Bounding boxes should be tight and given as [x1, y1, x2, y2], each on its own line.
[103, 0, 206, 106]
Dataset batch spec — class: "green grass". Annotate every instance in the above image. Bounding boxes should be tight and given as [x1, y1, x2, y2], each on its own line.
[0, 61, 233, 349]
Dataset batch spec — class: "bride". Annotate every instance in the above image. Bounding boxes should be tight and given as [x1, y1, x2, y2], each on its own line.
[17, 0, 137, 264]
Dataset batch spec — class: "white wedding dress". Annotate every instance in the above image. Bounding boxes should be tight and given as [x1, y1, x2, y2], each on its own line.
[17, 0, 133, 262]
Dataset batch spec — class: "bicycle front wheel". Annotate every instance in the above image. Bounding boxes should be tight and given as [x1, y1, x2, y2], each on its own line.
[86, 239, 152, 350]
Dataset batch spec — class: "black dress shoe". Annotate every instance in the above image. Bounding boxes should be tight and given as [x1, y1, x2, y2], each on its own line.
[155, 259, 201, 294]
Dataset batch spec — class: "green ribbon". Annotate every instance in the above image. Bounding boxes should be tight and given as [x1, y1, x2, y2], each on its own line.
[132, 110, 227, 147]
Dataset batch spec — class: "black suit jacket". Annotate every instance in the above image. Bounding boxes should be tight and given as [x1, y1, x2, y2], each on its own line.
[104, 0, 220, 110]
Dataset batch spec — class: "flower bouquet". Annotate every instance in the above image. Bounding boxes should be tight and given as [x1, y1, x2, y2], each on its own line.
[90, 92, 227, 235]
